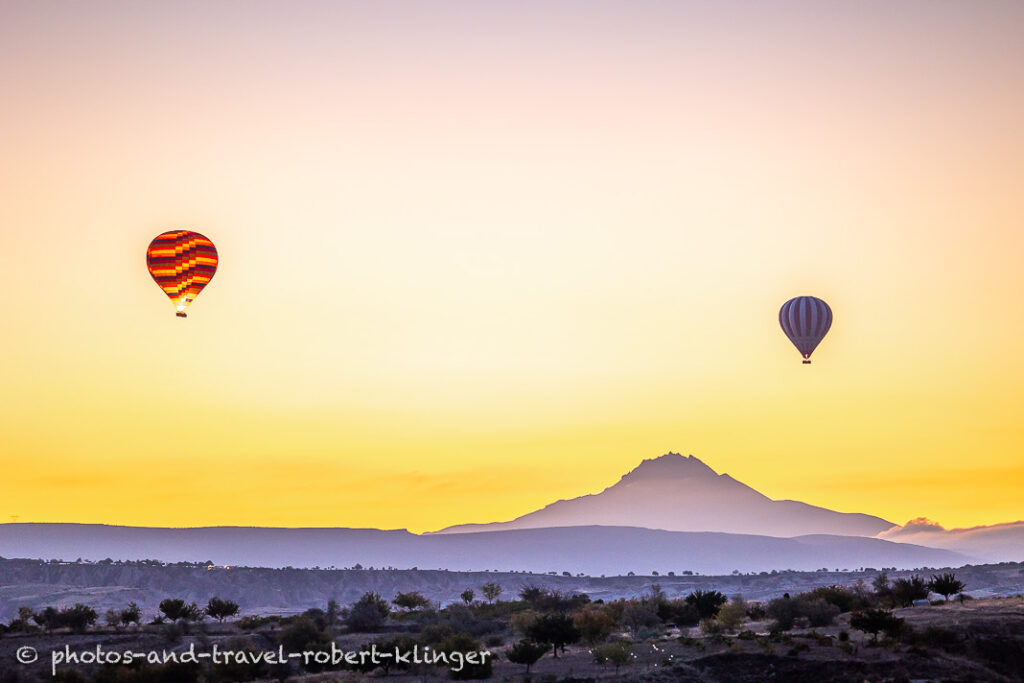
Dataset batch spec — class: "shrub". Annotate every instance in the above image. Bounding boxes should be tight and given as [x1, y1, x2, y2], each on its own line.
[344, 592, 390, 632]
[658, 599, 700, 627]
[593, 640, 633, 674]
[278, 617, 330, 672]
[526, 613, 580, 658]
[802, 585, 869, 613]
[891, 576, 929, 607]
[573, 607, 615, 644]
[802, 599, 840, 627]
[850, 608, 904, 642]
[393, 591, 431, 611]
[767, 596, 799, 632]
[715, 600, 747, 633]
[505, 639, 548, 674]
[620, 600, 660, 635]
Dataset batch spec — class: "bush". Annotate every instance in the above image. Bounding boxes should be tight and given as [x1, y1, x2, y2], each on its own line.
[802, 599, 840, 627]
[60, 604, 98, 633]
[700, 618, 723, 635]
[394, 591, 431, 611]
[278, 617, 330, 672]
[891, 576, 929, 607]
[620, 600, 660, 635]
[715, 600, 747, 633]
[526, 613, 580, 658]
[344, 592, 390, 632]
[850, 608, 904, 642]
[593, 640, 633, 674]
[505, 639, 548, 674]
[802, 585, 869, 613]
[766, 596, 799, 632]
[658, 599, 701, 626]
[573, 607, 615, 644]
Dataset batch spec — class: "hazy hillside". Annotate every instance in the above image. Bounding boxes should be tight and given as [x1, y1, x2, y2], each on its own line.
[0, 523, 964, 577]
[1, 557, 1022, 623]
[432, 453, 895, 537]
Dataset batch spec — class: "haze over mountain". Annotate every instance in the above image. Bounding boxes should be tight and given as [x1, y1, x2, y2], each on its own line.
[432, 453, 895, 538]
[3, 453, 1017, 577]
[0, 523, 964, 577]
[878, 517, 1024, 562]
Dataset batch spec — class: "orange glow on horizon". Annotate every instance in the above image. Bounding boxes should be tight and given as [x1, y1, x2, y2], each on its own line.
[1, 1, 1022, 533]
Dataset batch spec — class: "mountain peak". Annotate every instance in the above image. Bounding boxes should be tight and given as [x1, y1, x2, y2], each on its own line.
[618, 452, 719, 483]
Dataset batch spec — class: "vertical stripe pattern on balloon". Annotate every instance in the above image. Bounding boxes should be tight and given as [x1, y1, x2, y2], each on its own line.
[779, 296, 832, 360]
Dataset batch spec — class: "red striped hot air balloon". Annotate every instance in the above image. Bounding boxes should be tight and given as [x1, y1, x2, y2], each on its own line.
[146, 230, 218, 318]
[779, 296, 832, 364]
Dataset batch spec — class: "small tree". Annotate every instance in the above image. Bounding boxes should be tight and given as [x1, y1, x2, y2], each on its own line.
[393, 591, 431, 611]
[928, 573, 965, 602]
[159, 599, 188, 622]
[685, 590, 727, 620]
[620, 600, 659, 636]
[33, 606, 61, 632]
[9, 606, 38, 633]
[344, 592, 390, 632]
[181, 603, 204, 622]
[120, 603, 142, 628]
[60, 604, 98, 633]
[206, 597, 240, 622]
[526, 613, 581, 658]
[481, 582, 502, 603]
[506, 639, 548, 674]
[593, 640, 633, 674]
[573, 607, 614, 644]
[715, 599, 746, 633]
[460, 589, 475, 605]
[278, 617, 331, 673]
[850, 608, 904, 643]
[891, 576, 929, 607]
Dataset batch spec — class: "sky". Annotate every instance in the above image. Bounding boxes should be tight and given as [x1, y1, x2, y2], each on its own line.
[1, 0, 1022, 533]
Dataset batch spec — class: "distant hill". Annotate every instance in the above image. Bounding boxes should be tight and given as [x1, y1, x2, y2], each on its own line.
[0, 523, 964, 577]
[431, 453, 895, 537]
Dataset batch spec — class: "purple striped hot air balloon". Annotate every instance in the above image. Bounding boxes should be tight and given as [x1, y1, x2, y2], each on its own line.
[779, 296, 832, 364]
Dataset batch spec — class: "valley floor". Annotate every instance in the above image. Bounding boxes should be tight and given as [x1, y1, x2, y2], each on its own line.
[1, 598, 1022, 682]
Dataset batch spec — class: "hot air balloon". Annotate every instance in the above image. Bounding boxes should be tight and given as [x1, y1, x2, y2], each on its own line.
[779, 296, 831, 364]
[146, 230, 218, 318]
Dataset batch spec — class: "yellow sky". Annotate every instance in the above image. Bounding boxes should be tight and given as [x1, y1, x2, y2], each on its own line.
[1, 1, 1022, 532]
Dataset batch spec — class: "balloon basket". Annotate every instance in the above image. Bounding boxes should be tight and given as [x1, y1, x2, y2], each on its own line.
[802, 360, 811, 364]
[176, 312, 187, 318]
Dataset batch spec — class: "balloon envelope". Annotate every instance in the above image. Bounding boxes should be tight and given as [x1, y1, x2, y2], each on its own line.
[146, 230, 218, 317]
[779, 296, 831, 363]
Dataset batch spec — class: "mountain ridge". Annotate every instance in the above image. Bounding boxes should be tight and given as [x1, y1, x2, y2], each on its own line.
[431, 452, 895, 537]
